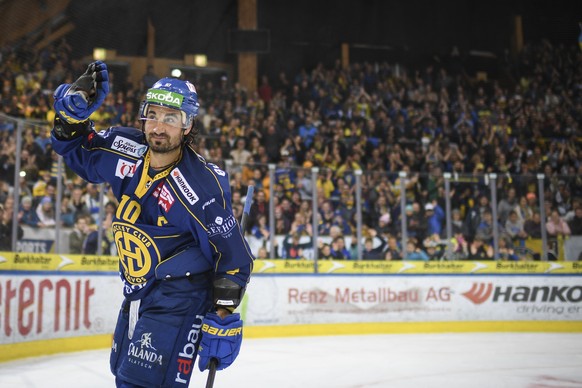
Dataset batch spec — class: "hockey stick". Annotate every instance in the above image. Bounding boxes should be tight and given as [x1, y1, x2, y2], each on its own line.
[206, 185, 254, 388]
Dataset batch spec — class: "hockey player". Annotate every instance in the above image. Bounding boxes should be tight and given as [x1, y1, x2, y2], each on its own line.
[51, 61, 254, 387]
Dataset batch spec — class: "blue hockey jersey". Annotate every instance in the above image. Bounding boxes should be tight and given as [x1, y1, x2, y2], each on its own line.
[52, 126, 254, 298]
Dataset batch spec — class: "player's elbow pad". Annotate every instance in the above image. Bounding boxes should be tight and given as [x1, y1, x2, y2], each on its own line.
[53, 116, 93, 140]
[213, 278, 245, 312]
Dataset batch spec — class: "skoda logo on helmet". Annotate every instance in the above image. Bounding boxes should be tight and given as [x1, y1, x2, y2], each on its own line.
[146, 90, 183, 109]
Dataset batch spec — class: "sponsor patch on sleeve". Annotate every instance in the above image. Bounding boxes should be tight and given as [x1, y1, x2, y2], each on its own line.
[170, 168, 199, 205]
[111, 136, 148, 157]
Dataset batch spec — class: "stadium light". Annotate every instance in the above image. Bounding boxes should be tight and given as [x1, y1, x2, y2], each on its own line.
[194, 54, 207, 67]
[93, 48, 107, 61]
[171, 68, 182, 78]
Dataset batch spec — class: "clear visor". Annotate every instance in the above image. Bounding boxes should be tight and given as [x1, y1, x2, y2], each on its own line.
[140, 103, 191, 129]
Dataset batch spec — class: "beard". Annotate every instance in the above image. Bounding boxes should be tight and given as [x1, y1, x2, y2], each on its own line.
[146, 133, 182, 154]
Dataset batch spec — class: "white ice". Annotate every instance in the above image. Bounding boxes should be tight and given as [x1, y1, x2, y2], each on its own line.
[1, 333, 581, 387]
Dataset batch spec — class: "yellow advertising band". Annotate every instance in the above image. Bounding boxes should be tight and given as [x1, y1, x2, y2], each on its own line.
[1, 321, 581, 363]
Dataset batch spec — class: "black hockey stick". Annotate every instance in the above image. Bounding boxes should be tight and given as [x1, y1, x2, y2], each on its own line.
[206, 185, 254, 388]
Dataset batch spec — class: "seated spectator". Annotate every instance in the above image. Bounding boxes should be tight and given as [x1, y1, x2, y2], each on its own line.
[330, 236, 351, 260]
[404, 239, 429, 261]
[318, 243, 334, 260]
[467, 235, 494, 260]
[497, 237, 519, 261]
[385, 235, 402, 260]
[251, 214, 270, 240]
[425, 240, 445, 260]
[256, 246, 269, 259]
[82, 215, 114, 255]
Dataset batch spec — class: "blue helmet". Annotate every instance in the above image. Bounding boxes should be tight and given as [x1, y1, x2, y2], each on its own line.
[139, 77, 199, 128]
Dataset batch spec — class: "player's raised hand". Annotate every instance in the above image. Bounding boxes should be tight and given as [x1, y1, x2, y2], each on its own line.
[53, 61, 109, 123]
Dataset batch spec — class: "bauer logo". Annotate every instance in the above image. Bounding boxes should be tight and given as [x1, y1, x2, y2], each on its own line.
[146, 90, 183, 108]
[171, 168, 199, 205]
[112, 136, 148, 157]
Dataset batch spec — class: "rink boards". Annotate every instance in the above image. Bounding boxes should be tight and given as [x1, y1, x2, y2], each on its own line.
[0, 252, 581, 361]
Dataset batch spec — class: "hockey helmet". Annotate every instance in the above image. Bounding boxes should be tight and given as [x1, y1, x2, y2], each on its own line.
[140, 77, 199, 128]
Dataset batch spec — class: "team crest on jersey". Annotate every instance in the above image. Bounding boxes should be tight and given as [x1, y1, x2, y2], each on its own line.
[112, 222, 160, 285]
[170, 168, 199, 205]
[111, 136, 148, 157]
[115, 159, 142, 179]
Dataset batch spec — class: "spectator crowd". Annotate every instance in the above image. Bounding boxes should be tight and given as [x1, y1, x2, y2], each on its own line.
[1, 37, 581, 260]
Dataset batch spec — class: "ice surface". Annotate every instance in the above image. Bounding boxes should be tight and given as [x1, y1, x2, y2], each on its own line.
[1, 333, 581, 387]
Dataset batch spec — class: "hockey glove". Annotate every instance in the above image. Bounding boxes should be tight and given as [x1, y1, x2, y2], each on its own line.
[53, 61, 109, 123]
[52, 116, 93, 140]
[198, 312, 243, 371]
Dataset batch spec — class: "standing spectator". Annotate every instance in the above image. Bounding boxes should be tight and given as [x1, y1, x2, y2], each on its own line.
[282, 232, 312, 259]
[141, 65, 158, 89]
[230, 138, 252, 166]
[298, 115, 317, 148]
[568, 207, 582, 236]
[35, 196, 56, 227]
[0, 204, 24, 251]
[18, 196, 41, 227]
[497, 187, 519, 224]
[69, 214, 89, 254]
[505, 210, 528, 244]
[362, 229, 387, 260]
[425, 202, 445, 238]
[70, 186, 89, 219]
[258, 75, 272, 104]
[524, 211, 543, 239]
[295, 168, 313, 200]
[463, 194, 490, 241]
[546, 209, 571, 238]
[83, 183, 106, 224]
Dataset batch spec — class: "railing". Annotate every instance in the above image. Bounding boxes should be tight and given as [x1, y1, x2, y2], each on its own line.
[2, 113, 580, 262]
